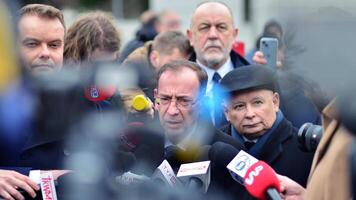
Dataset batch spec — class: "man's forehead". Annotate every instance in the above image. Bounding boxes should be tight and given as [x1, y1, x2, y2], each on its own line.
[191, 2, 233, 26]
[19, 14, 64, 30]
[18, 15, 64, 38]
[158, 69, 200, 94]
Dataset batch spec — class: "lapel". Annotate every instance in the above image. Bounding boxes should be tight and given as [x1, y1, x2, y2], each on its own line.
[21, 126, 63, 153]
[308, 99, 339, 177]
[258, 118, 292, 164]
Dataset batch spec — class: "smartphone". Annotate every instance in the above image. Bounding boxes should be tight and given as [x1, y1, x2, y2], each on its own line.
[259, 37, 278, 69]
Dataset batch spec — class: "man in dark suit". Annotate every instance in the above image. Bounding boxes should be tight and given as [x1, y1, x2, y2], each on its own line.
[154, 60, 242, 197]
[154, 60, 242, 153]
[0, 3, 69, 200]
[219, 65, 314, 199]
[187, 1, 249, 128]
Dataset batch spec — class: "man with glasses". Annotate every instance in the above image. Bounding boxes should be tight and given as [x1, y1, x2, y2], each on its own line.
[154, 60, 242, 196]
[154, 60, 241, 150]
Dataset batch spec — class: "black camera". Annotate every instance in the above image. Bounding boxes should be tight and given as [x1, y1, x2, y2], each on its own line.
[297, 123, 323, 152]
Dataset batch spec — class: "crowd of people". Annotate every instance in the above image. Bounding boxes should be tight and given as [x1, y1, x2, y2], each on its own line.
[0, 1, 355, 200]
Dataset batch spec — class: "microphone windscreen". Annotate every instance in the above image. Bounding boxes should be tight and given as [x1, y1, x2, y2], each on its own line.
[118, 123, 164, 175]
[208, 142, 240, 168]
[244, 161, 280, 199]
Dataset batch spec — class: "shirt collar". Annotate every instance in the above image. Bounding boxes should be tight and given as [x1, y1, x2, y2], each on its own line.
[197, 58, 233, 81]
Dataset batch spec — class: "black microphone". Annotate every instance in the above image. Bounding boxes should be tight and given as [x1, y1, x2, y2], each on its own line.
[117, 122, 165, 175]
[208, 142, 240, 168]
[165, 145, 211, 172]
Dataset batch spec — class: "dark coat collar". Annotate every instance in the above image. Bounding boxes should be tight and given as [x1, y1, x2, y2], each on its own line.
[221, 118, 294, 164]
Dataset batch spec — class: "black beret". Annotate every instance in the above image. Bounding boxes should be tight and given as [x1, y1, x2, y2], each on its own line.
[220, 64, 276, 94]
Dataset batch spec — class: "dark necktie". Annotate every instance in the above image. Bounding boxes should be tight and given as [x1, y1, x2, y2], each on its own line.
[212, 72, 222, 126]
[244, 141, 255, 151]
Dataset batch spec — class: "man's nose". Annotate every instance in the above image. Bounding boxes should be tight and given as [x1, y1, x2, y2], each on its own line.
[39, 44, 50, 59]
[167, 100, 180, 115]
[207, 26, 219, 39]
[245, 105, 256, 119]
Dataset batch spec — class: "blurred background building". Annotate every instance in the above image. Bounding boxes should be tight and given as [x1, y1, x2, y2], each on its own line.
[16, 0, 356, 52]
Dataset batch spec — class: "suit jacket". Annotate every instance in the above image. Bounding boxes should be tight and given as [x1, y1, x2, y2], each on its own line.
[190, 50, 250, 129]
[163, 119, 244, 199]
[306, 100, 353, 200]
[221, 117, 314, 199]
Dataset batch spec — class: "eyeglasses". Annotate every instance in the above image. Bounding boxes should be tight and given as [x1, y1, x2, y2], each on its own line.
[156, 95, 198, 109]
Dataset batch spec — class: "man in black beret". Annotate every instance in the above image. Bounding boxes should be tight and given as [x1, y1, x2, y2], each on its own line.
[219, 65, 314, 199]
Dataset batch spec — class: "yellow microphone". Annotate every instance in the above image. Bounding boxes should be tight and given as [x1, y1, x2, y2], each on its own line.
[131, 94, 151, 112]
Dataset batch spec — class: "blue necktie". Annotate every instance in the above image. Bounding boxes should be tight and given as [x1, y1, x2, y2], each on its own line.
[212, 72, 222, 127]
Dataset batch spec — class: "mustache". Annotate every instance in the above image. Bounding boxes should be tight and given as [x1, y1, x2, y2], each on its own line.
[31, 60, 56, 68]
[204, 40, 222, 49]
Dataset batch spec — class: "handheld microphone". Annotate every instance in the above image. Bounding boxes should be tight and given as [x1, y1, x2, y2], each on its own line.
[244, 161, 281, 200]
[28, 170, 58, 200]
[39, 171, 58, 200]
[177, 161, 211, 193]
[209, 142, 258, 185]
[131, 94, 151, 112]
[151, 160, 181, 186]
[116, 171, 150, 186]
[84, 85, 116, 102]
[117, 123, 165, 175]
[226, 150, 259, 185]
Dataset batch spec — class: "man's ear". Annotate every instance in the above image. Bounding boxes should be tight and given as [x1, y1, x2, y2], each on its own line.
[233, 28, 239, 39]
[273, 92, 280, 112]
[186, 29, 194, 46]
[154, 88, 159, 110]
[150, 50, 160, 69]
[222, 102, 230, 122]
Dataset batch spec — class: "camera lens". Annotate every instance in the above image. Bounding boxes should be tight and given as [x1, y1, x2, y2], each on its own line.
[298, 123, 323, 152]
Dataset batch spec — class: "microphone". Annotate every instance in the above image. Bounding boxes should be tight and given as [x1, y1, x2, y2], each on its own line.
[131, 94, 151, 112]
[226, 150, 259, 185]
[117, 123, 165, 175]
[177, 161, 211, 193]
[209, 142, 258, 185]
[116, 171, 150, 186]
[151, 160, 181, 186]
[25, 171, 59, 200]
[84, 85, 116, 102]
[244, 161, 281, 200]
[39, 171, 58, 200]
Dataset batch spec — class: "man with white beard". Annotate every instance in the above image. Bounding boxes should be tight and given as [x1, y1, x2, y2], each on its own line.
[187, 1, 249, 127]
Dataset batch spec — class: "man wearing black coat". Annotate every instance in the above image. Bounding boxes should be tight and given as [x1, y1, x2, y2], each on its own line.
[219, 65, 314, 199]
[154, 60, 243, 198]
[187, 2, 249, 128]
